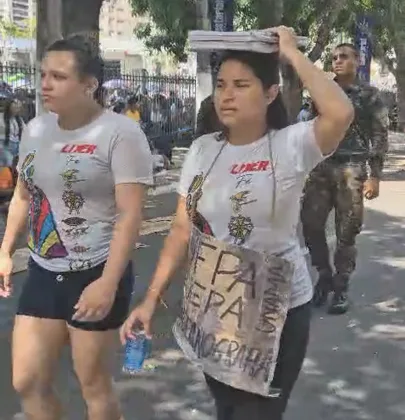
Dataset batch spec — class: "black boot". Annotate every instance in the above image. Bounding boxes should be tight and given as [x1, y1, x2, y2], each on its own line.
[328, 274, 350, 315]
[313, 270, 333, 307]
[328, 290, 349, 314]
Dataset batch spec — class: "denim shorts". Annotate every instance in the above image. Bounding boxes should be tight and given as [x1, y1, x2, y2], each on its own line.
[17, 258, 134, 331]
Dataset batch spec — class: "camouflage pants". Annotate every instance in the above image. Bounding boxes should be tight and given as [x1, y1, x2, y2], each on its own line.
[300, 161, 367, 291]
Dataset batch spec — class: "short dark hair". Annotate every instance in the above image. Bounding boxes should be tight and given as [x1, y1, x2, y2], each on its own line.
[46, 35, 104, 101]
[334, 43, 359, 58]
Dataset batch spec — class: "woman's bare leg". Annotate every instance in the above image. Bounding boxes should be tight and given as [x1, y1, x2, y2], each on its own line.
[12, 315, 68, 420]
[69, 327, 123, 420]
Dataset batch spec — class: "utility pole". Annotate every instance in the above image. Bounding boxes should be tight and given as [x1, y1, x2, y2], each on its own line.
[35, 0, 62, 115]
[195, 0, 212, 117]
[211, 0, 234, 79]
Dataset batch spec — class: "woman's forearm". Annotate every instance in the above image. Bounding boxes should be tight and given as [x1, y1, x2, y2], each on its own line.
[102, 212, 142, 286]
[1, 194, 29, 256]
[145, 223, 189, 304]
[284, 48, 353, 120]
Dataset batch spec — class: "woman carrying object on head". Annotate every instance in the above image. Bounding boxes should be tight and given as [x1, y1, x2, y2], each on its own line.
[0, 36, 153, 420]
[121, 27, 353, 420]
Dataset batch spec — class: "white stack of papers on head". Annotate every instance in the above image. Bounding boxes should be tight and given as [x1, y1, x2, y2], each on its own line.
[189, 30, 308, 53]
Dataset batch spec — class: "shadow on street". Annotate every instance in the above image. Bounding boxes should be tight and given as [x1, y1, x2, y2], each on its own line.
[287, 205, 405, 420]
[0, 205, 404, 419]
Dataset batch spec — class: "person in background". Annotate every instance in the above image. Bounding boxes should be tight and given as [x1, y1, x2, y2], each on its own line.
[3, 98, 25, 166]
[297, 101, 312, 122]
[0, 36, 153, 420]
[27, 93, 36, 122]
[112, 99, 126, 114]
[120, 27, 353, 420]
[125, 95, 142, 122]
[301, 43, 389, 315]
[195, 93, 222, 137]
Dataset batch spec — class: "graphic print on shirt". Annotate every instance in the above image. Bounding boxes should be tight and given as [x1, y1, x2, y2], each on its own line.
[228, 214, 254, 245]
[60, 168, 85, 189]
[60, 152, 91, 271]
[229, 190, 257, 213]
[20, 152, 68, 259]
[226, 162, 268, 245]
[235, 173, 253, 188]
[228, 189, 255, 245]
[62, 189, 85, 214]
[61, 217, 89, 239]
[185, 173, 203, 215]
[186, 173, 214, 236]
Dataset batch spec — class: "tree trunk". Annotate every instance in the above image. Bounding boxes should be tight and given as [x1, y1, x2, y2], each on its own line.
[36, 0, 62, 114]
[253, 0, 283, 28]
[35, 0, 103, 114]
[307, 0, 348, 63]
[61, 0, 103, 52]
[252, 0, 348, 121]
[281, 64, 302, 122]
[251, 0, 303, 121]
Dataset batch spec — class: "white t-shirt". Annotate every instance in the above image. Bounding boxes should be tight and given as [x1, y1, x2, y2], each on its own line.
[178, 120, 326, 309]
[18, 110, 153, 272]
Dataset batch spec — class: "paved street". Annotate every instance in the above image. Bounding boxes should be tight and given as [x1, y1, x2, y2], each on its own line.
[1, 138, 405, 419]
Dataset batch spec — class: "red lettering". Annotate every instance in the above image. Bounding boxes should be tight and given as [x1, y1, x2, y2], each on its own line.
[85, 145, 97, 154]
[244, 162, 259, 172]
[60, 144, 97, 154]
[61, 145, 74, 153]
[230, 160, 271, 174]
[77, 145, 87, 153]
[244, 163, 253, 172]
[230, 164, 241, 174]
[257, 160, 269, 171]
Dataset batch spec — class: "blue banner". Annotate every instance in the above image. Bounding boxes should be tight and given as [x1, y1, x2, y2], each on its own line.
[355, 15, 373, 83]
[210, 0, 234, 78]
[211, 0, 234, 32]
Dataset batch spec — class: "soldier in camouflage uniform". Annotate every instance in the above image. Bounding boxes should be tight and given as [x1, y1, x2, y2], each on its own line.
[301, 43, 388, 315]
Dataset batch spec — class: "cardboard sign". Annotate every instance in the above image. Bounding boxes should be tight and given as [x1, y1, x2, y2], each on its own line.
[173, 227, 292, 396]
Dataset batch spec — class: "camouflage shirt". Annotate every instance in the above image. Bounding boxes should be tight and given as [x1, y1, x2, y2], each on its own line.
[314, 80, 389, 179]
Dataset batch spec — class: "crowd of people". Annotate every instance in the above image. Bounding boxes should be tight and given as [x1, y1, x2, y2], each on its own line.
[107, 89, 195, 161]
[0, 26, 389, 420]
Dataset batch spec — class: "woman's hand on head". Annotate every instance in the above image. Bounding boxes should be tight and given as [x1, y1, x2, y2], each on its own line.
[269, 26, 298, 59]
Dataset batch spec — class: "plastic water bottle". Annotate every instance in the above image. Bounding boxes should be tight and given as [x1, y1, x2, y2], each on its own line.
[122, 331, 152, 375]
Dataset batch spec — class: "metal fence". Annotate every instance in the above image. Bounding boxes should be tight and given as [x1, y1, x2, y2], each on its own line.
[0, 63, 197, 150]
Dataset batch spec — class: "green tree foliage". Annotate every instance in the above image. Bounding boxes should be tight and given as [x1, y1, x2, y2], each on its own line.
[130, 0, 350, 63]
[131, 0, 197, 61]
[0, 18, 32, 38]
[131, 0, 289, 60]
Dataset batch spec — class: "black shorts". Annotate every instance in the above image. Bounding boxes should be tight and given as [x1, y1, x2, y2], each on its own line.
[17, 258, 134, 331]
[204, 302, 312, 420]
